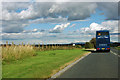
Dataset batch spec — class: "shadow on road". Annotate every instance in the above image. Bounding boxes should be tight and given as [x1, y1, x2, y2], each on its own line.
[91, 50, 110, 53]
[84, 49, 110, 53]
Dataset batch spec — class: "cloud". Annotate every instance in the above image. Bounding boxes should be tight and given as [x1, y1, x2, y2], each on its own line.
[1, 2, 119, 37]
[2, 2, 97, 21]
[49, 23, 70, 33]
[48, 3, 97, 21]
[97, 2, 118, 20]
[33, 29, 37, 32]
[18, 5, 38, 19]
[1, 31, 92, 44]
[22, 28, 47, 33]
[2, 20, 28, 33]
[1, 20, 119, 44]
[81, 20, 118, 34]
[3, 26, 24, 33]
[29, 16, 67, 23]
[1, 2, 119, 21]
[3, 0, 119, 2]
[23, 28, 38, 33]
[35, 0, 119, 2]
[2, 4, 37, 20]
[81, 23, 104, 32]
[2, 0, 30, 2]
[2, 32, 44, 40]
[70, 24, 76, 28]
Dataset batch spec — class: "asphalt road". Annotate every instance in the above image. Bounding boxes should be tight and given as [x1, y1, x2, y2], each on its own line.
[57, 48, 119, 78]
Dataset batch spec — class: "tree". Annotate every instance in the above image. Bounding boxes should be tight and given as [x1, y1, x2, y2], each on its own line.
[85, 42, 94, 49]
[90, 38, 96, 48]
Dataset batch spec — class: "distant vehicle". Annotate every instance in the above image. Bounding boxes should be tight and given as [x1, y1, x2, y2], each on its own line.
[96, 30, 110, 52]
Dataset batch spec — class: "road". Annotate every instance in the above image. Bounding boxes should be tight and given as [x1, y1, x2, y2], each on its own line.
[56, 48, 119, 78]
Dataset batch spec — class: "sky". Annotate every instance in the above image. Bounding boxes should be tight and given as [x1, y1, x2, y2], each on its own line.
[0, 1, 119, 44]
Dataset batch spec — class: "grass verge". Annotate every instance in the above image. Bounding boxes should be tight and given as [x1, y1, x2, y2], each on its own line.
[3, 49, 89, 78]
[115, 46, 120, 50]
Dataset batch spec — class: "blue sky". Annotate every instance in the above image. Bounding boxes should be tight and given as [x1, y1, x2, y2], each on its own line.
[1, 2, 119, 44]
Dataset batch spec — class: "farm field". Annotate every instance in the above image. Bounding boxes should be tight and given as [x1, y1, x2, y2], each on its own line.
[2, 49, 89, 78]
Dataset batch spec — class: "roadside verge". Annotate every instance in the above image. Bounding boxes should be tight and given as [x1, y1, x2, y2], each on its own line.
[48, 52, 91, 80]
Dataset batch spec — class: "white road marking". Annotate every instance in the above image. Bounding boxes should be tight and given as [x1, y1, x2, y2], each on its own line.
[110, 50, 120, 57]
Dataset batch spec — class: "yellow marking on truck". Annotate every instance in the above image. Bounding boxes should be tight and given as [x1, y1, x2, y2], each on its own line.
[102, 48, 105, 50]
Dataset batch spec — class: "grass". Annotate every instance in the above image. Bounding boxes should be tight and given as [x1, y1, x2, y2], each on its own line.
[115, 46, 120, 50]
[2, 45, 36, 62]
[2, 43, 77, 62]
[3, 49, 89, 78]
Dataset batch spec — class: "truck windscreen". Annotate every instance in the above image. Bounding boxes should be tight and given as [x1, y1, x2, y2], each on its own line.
[97, 32, 109, 38]
[97, 32, 109, 36]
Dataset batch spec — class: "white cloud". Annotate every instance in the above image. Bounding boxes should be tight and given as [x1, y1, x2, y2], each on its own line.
[33, 29, 37, 32]
[22, 28, 41, 33]
[29, 16, 67, 23]
[81, 23, 104, 32]
[35, 0, 119, 2]
[2, 4, 37, 20]
[2, 0, 30, 2]
[1, 20, 119, 44]
[18, 5, 37, 19]
[0, 2, 2, 20]
[81, 20, 118, 34]
[49, 23, 70, 33]
[2, 32, 44, 40]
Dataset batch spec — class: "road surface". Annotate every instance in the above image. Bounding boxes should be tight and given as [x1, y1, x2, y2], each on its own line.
[56, 48, 119, 78]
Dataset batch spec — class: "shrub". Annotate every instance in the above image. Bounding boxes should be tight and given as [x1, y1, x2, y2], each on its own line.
[2, 45, 36, 62]
[75, 45, 82, 48]
[85, 42, 94, 49]
[90, 38, 96, 48]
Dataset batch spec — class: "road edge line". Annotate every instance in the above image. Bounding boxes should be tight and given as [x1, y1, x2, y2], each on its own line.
[48, 52, 91, 80]
[110, 50, 120, 57]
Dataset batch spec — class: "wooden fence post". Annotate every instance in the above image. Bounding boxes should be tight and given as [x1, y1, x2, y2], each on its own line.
[46, 44, 47, 49]
[42, 43, 44, 50]
[6, 41, 8, 47]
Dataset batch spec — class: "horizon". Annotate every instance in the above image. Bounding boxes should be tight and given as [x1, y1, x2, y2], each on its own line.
[0, 41, 119, 45]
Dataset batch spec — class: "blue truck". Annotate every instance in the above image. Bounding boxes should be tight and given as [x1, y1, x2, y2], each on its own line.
[96, 30, 110, 52]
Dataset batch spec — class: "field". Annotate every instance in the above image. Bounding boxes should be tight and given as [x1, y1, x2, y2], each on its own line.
[2, 42, 89, 78]
[2, 48, 89, 78]
[115, 46, 120, 50]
